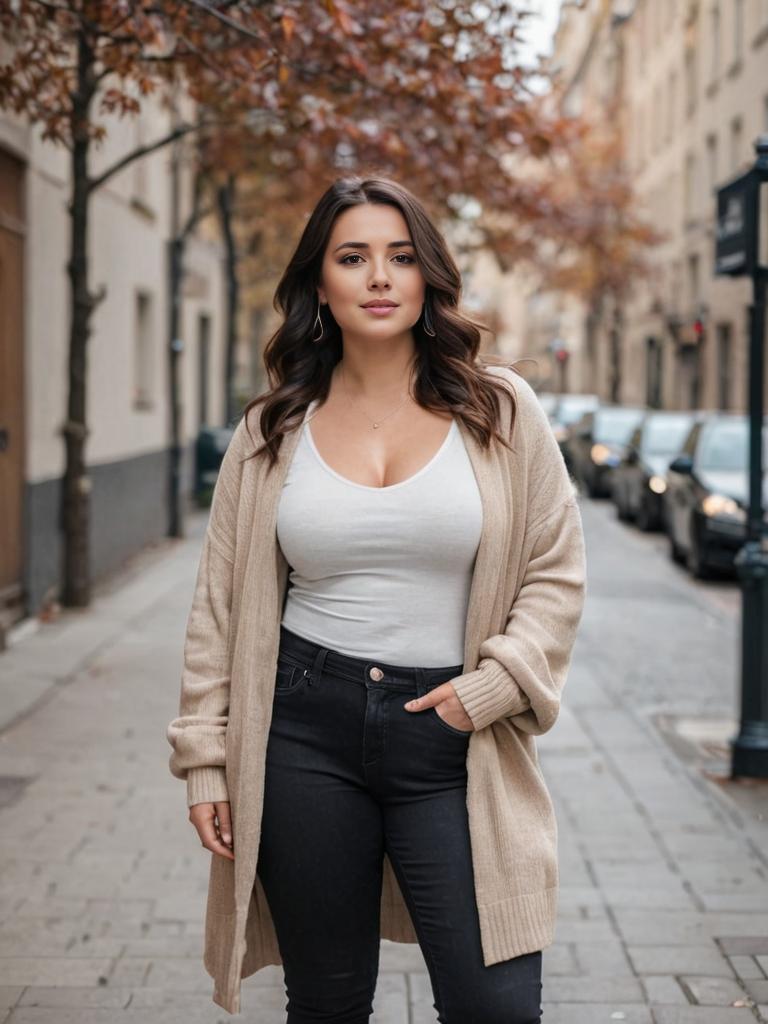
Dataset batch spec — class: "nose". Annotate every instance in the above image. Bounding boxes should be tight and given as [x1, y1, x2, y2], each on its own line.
[367, 258, 392, 290]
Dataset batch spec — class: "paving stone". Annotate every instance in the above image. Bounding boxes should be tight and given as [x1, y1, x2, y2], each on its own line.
[743, 978, 768, 1002]
[719, 936, 768, 956]
[651, 1009, 755, 1022]
[0, 960, 112, 988]
[543, 974, 645, 1001]
[641, 975, 689, 1004]
[17, 988, 130, 1008]
[0, 992, 22, 1014]
[679, 975, 749, 1005]
[626, 945, 734, 976]
[727, 955, 765, 980]
[538, 1004, 654, 1023]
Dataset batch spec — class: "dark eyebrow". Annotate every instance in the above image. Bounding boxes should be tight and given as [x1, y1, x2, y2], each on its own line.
[333, 240, 415, 253]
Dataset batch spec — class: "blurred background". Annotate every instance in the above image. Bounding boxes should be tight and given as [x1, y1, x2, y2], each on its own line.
[1, 0, 766, 622]
[2, 5, 768, 1021]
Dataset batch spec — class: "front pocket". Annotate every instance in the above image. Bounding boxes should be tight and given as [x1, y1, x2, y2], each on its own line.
[273, 659, 308, 695]
[430, 706, 473, 738]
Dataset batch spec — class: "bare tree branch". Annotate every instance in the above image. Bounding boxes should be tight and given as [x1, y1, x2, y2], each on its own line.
[88, 121, 197, 191]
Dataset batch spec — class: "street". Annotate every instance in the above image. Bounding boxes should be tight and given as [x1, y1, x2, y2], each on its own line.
[0, 492, 766, 1023]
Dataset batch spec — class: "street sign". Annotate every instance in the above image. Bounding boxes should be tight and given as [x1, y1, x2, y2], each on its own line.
[715, 169, 758, 277]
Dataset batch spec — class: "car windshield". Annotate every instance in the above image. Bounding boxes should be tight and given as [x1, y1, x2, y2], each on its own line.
[642, 415, 695, 455]
[594, 409, 645, 444]
[558, 399, 597, 425]
[697, 421, 768, 471]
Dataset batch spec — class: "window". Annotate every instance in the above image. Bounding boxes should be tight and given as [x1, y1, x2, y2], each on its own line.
[685, 46, 697, 114]
[709, 3, 720, 80]
[730, 115, 743, 173]
[684, 151, 697, 219]
[687, 252, 700, 309]
[705, 133, 718, 193]
[716, 323, 732, 410]
[133, 291, 154, 411]
[668, 71, 677, 142]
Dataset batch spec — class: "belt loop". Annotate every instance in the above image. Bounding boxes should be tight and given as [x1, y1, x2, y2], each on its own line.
[415, 666, 427, 699]
[307, 646, 329, 687]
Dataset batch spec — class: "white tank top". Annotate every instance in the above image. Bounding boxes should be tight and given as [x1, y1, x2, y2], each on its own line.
[276, 399, 483, 666]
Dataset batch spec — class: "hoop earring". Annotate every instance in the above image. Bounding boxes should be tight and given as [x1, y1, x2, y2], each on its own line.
[312, 300, 324, 343]
[422, 301, 436, 337]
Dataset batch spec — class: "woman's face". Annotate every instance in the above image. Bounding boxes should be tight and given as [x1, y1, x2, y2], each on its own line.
[317, 203, 426, 344]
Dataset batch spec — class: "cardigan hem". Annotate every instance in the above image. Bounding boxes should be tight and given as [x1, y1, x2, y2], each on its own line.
[187, 766, 229, 807]
[477, 886, 558, 964]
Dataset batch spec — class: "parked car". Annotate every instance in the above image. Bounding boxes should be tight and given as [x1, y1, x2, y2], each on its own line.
[568, 405, 647, 498]
[548, 393, 599, 471]
[195, 425, 235, 505]
[611, 410, 701, 530]
[663, 413, 768, 578]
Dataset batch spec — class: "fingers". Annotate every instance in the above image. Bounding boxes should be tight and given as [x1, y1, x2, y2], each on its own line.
[189, 801, 235, 861]
[404, 682, 453, 711]
[216, 801, 233, 849]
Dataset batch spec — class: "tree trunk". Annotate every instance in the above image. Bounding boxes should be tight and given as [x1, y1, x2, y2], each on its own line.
[61, 32, 99, 607]
[168, 155, 207, 538]
[217, 174, 239, 425]
[609, 300, 623, 404]
[167, 128, 183, 539]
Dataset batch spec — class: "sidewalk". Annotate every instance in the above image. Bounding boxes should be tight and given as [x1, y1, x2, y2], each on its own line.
[0, 506, 767, 1022]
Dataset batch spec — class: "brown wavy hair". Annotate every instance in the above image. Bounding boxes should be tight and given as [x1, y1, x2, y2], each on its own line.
[242, 175, 526, 468]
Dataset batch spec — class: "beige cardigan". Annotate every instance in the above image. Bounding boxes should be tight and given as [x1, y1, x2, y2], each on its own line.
[166, 364, 587, 1015]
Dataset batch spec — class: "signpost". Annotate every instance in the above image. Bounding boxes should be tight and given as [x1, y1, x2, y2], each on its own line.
[714, 136, 768, 778]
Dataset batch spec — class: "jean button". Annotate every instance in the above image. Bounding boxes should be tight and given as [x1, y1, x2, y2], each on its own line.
[369, 666, 384, 681]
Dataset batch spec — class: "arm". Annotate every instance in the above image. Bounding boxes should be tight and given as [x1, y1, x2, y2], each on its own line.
[165, 423, 245, 807]
[450, 497, 587, 734]
[449, 372, 587, 734]
[448, 497, 585, 733]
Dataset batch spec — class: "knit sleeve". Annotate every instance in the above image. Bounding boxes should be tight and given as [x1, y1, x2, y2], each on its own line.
[165, 422, 245, 807]
[450, 497, 586, 733]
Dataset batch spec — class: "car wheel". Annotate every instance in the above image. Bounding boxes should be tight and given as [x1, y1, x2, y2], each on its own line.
[636, 496, 653, 532]
[687, 517, 713, 579]
[668, 523, 686, 564]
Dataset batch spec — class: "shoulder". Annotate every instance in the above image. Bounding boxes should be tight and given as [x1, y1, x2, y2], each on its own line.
[478, 363, 551, 438]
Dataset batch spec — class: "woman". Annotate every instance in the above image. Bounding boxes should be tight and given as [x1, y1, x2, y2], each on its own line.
[167, 176, 587, 1023]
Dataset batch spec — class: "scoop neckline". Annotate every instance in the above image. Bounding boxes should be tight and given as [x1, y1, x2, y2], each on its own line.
[303, 401, 457, 492]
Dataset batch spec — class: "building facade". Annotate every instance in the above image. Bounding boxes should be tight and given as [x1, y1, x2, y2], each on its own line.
[0, 96, 228, 633]
[524, 0, 768, 406]
[620, 0, 768, 412]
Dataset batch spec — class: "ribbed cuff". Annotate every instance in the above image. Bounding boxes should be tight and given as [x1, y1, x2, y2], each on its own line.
[187, 766, 229, 807]
[449, 658, 530, 732]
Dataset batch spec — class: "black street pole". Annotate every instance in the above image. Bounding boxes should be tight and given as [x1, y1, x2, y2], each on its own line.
[730, 136, 768, 778]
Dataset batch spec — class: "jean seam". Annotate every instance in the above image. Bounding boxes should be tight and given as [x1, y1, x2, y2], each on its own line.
[383, 841, 447, 1022]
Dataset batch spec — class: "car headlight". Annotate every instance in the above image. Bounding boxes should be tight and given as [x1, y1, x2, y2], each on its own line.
[648, 476, 666, 494]
[701, 494, 745, 521]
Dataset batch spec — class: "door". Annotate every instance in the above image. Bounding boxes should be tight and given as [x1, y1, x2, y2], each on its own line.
[0, 148, 25, 631]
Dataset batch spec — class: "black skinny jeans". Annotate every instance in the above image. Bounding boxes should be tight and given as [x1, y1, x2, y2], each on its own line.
[256, 625, 543, 1024]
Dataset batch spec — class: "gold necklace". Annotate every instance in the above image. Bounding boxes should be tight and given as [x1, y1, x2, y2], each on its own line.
[339, 360, 413, 429]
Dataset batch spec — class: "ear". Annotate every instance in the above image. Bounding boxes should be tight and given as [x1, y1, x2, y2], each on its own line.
[317, 286, 326, 305]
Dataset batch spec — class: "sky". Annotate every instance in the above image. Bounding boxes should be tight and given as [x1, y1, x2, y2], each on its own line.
[516, 0, 562, 65]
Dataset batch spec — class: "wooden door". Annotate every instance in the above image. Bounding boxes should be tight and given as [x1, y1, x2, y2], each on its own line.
[0, 148, 25, 633]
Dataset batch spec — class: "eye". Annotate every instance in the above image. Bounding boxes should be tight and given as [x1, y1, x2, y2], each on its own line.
[338, 253, 416, 265]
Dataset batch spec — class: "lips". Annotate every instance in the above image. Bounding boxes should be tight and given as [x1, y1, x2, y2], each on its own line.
[361, 301, 398, 308]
